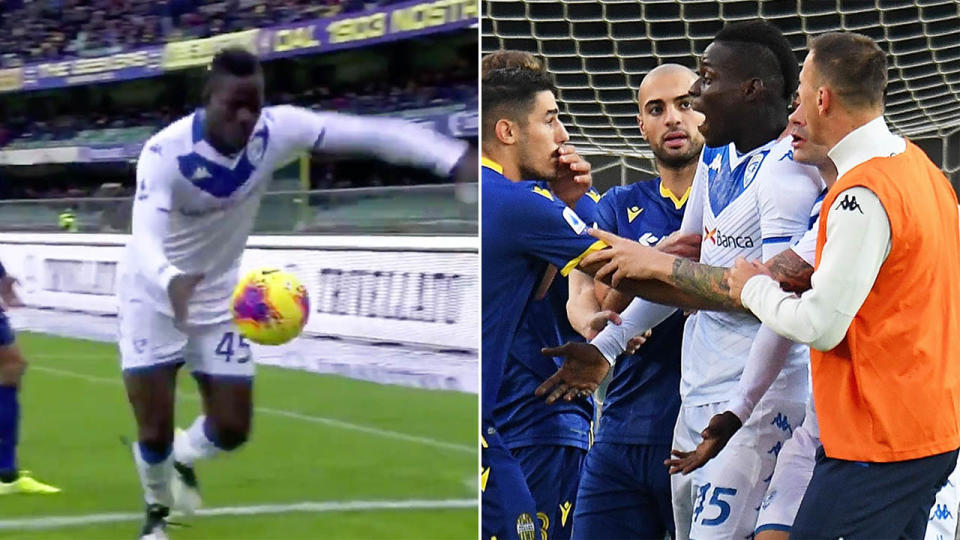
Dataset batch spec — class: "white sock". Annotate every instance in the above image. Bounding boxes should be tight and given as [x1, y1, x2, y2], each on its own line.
[132, 442, 173, 508]
[173, 415, 221, 465]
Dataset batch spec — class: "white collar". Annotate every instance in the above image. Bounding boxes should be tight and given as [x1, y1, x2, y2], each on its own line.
[727, 138, 777, 169]
[827, 116, 906, 179]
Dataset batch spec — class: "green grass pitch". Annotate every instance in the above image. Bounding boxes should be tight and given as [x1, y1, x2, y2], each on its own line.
[0, 333, 478, 539]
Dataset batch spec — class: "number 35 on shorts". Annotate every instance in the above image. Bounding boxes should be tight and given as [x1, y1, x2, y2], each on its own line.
[215, 331, 251, 364]
[693, 483, 738, 526]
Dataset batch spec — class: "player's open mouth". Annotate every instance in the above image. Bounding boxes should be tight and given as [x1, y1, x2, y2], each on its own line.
[663, 131, 688, 149]
[791, 133, 806, 149]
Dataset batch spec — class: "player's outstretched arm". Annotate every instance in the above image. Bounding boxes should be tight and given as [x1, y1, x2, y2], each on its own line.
[273, 105, 472, 181]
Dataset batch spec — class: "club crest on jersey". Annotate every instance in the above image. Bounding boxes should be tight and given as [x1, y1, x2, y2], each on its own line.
[563, 207, 587, 234]
[246, 130, 267, 165]
[743, 153, 765, 188]
[627, 206, 643, 223]
[515, 513, 537, 540]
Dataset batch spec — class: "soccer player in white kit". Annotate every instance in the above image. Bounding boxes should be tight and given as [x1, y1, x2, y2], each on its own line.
[120, 48, 471, 539]
[538, 21, 821, 539]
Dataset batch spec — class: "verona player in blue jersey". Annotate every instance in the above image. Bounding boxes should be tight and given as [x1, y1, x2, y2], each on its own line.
[494, 183, 600, 540]
[483, 49, 600, 540]
[565, 64, 703, 539]
[481, 66, 603, 540]
[0, 260, 60, 495]
[122, 48, 472, 539]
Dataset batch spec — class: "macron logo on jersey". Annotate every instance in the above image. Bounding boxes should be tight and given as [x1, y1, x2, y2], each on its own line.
[627, 206, 644, 223]
[704, 226, 755, 248]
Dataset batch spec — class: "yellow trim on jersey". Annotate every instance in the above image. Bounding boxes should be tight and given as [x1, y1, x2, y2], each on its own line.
[481, 435, 488, 448]
[586, 189, 601, 203]
[660, 182, 691, 210]
[560, 240, 607, 277]
[481, 156, 504, 173]
[480, 467, 490, 492]
[532, 185, 555, 200]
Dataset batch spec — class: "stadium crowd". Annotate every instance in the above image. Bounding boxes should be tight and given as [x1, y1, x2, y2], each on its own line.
[0, 0, 409, 68]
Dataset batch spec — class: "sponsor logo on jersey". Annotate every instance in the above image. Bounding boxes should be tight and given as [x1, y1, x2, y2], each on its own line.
[190, 166, 211, 181]
[559, 501, 573, 527]
[704, 226, 755, 248]
[627, 206, 643, 223]
[771, 412, 793, 435]
[563, 207, 587, 234]
[638, 232, 659, 246]
[931, 503, 953, 521]
[835, 194, 864, 214]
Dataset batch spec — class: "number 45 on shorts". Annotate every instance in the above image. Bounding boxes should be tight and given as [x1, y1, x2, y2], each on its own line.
[693, 483, 738, 526]
[215, 331, 251, 363]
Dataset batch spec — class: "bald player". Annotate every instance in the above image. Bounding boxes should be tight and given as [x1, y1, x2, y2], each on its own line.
[566, 64, 703, 539]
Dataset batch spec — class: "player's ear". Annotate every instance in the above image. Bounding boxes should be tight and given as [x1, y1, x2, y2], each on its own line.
[817, 87, 830, 116]
[495, 118, 518, 145]
[637, 113, 647, 140]
[742, 78, 763, 101]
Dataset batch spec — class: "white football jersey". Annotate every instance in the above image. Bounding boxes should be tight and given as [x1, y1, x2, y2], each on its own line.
[678, 136, 822, 405]
[118, 105, 467, 325]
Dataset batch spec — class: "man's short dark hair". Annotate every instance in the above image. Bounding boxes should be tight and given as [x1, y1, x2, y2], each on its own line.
[203, 47, 262, 102]
[809, 32, 887, 109]
[481, 68, 557, 141]
[481, 50, 543, 77]
[715, 20, 799, 103]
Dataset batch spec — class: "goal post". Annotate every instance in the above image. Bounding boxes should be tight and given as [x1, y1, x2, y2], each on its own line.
[482, 0, 960, 194]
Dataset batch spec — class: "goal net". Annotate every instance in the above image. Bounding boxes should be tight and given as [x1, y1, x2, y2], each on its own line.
[482, 0, 960, 193]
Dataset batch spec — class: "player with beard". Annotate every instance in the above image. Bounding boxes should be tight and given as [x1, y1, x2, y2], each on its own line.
[483, 50, 600, 540]
[481, 66, 601, 540]
[565, 64, 702, 539]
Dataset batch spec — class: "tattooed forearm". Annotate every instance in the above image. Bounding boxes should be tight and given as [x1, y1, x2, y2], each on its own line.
[765, 250, 814, 294]
[668, 258, 743, 311]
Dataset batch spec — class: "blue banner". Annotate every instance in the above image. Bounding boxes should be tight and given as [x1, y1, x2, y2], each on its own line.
[20, 47, 164, 90]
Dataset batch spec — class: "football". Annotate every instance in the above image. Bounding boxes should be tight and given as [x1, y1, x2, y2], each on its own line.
[231, 268, 310, 345]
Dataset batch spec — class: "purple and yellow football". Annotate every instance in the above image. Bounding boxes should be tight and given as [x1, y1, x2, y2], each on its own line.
[231, 268, 309, 345]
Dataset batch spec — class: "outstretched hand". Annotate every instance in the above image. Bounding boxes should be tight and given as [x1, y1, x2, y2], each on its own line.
[581, 228, 663, 285]
[664, 411, 742, 475]
[536, 342, 610, 405]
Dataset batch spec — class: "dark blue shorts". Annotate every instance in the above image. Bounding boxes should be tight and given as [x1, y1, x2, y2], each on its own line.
[511, 444, 585, 540]
[0, 311, 14, 347]
[482, 430, 539, 540]
[573, 442, 674, 540]
[793, 445, 959, 539]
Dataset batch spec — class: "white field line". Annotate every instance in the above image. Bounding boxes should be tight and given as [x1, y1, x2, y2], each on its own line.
[28, 363, 474, 455]
[0, 498, 477, 531]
